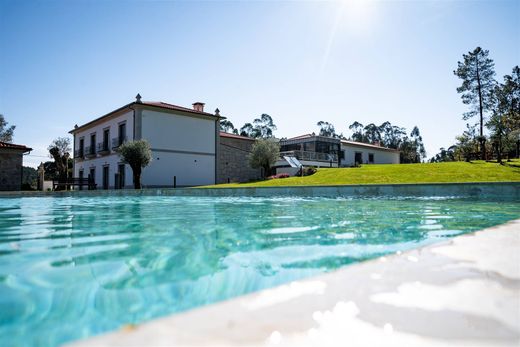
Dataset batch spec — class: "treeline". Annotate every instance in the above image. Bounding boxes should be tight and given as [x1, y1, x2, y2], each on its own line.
[431, 47, 519, 163]
[220, 114, 426, 163]
[316, 120, 426, 163]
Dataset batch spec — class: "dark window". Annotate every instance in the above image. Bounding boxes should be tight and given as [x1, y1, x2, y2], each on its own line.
[89, 167, 96, 184]
[103, 166, 109, 190]
[368, 153, 374, 164]
[103, 129, 110, 150]
[79, 138, 84, 157]
[355, 152, 362, 165]
[90, 134, 96, 154]
[339, 150, 345, 160]
[118, 123, 126, 145]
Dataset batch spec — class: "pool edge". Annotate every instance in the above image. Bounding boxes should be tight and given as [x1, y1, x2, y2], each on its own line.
[65, 218, 520, 347]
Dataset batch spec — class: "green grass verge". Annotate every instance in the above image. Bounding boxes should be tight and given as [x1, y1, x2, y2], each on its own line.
[207, 160, 520, 188]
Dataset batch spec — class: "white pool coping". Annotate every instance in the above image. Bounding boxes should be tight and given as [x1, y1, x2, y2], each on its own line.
[66, 219, 520, 347]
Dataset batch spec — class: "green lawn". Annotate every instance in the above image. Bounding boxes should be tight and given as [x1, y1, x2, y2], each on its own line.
[209, 160, 520, 188]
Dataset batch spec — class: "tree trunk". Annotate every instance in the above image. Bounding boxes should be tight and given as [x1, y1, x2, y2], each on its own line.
[132, 167, 142, 189]
[475, 56, 486, 160]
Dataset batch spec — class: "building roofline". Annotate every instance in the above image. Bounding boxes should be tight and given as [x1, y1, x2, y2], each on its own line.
[219, 132, 256, 141]
[0, 141, 32, 152]
[69, 101, 224, 134]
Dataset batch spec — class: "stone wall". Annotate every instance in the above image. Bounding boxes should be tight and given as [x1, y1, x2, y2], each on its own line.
[0, 151, 23, 191]
[218, 137, 262, 184]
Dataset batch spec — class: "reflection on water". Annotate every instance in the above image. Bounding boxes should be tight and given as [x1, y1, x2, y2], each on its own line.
[0, 195, 518, 347]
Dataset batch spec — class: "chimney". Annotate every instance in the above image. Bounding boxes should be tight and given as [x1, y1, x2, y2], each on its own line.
[373, 140, 381, 147]
[192, 102, 205, 112]
[135, 93, 142, 103]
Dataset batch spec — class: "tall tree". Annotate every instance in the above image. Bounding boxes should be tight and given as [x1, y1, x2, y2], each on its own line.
[410, 126, 426, 162]
[117, 140, 152, 189]
[48, 137, 71, 180]
[239, 123, 258, 138]
[220, 120, 238, 134]
[487, 66, 520, 162]
[348, 121, 364, 142]
[454, 47, 496, 159]
[252, 114, 277, 138]
[240, 114, 277, 139]
[0, 114, 15, 143]
[317, 121, 337, 137]
[378, 121, 405, 149]
[363, 123, 381, 143]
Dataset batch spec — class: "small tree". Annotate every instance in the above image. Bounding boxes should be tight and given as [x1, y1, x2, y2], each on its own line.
[0, 114, 15, 143]
[117, 140, 152, 189]
[48, 137, 71, 180]
[249, 139, 280, 178]
[317, 121, 337, 137]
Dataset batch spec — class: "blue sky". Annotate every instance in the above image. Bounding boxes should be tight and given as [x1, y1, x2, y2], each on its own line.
[1, 0, 519, 167]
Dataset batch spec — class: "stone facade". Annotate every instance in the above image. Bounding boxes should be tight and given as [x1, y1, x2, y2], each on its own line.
[218, 134, 262, 184]
[0, 150, 23, 191]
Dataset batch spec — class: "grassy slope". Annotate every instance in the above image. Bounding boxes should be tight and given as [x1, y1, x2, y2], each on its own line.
[210, 160, 520, 188]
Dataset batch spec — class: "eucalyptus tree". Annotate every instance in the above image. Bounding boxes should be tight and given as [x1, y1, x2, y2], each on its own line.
[454, 47, 496, 159]
[379, 121, 406, 149]
[317, 121, 337, 137]
[348, 121, 364, 142]
[220, 120, 238, 134]
[0, 114, 15, 143]
[363, 123, 381, 143]
[240, 114, 277, 139]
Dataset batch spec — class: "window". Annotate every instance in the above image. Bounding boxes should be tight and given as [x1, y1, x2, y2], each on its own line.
[118, 123, 126, 146]
[339, 150, 345, 160]
[89, 167, 96, 184]
[103, 129, 110, 151]
[90, 133, 96, 155]
[79, 138, 84, 157]
[355, 152, 362, 165]
[103, 165, 109, 190]
[368, 153, 374, 164]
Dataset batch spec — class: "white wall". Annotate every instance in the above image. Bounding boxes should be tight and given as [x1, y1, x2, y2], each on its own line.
[341, 144, 400, 166]
[73, 110, 134, 188]
[142, 151, 215, 187]
[141, 110, 216, 186]
[141, 110, 215, 153]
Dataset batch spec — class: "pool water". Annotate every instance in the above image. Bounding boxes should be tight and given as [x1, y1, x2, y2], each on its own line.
[0, 195, 519, 346]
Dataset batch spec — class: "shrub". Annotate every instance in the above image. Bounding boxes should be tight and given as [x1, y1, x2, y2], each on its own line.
[267, 173, 290, 180]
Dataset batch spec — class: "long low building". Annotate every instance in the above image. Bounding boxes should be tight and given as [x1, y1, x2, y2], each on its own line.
[276, 134, 400, 173]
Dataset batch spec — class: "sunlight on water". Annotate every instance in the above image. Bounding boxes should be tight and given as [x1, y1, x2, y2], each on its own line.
[0, 195, 518, 347]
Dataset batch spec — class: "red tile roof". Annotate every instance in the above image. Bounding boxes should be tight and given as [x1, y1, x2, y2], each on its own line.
[142, 101, 216, 117]
[0, 141, 32, 152]
[219, 132, 255, 141]
[70, 100, 222, 134]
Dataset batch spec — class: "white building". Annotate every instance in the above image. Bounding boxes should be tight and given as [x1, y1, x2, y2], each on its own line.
[70, 95, 221, 189]
[276, 134, 399, 173]
[340, 140, 400, 166]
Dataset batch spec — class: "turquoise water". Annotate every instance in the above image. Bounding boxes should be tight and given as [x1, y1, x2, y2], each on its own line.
[0, 195, 519, 347]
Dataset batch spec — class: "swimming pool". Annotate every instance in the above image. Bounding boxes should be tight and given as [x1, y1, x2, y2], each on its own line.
[1, 195, 519, 346]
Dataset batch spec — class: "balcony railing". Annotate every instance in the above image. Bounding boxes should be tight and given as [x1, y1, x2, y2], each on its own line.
[84, 145, 96, 158]
[280, 150, 337, 163]
[74, 149, 84, 159]
[112, 137, 127, 149]
[97, 142, 111, 154]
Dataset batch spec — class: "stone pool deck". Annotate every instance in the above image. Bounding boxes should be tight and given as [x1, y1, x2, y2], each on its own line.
[67, 219, 520, 347]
